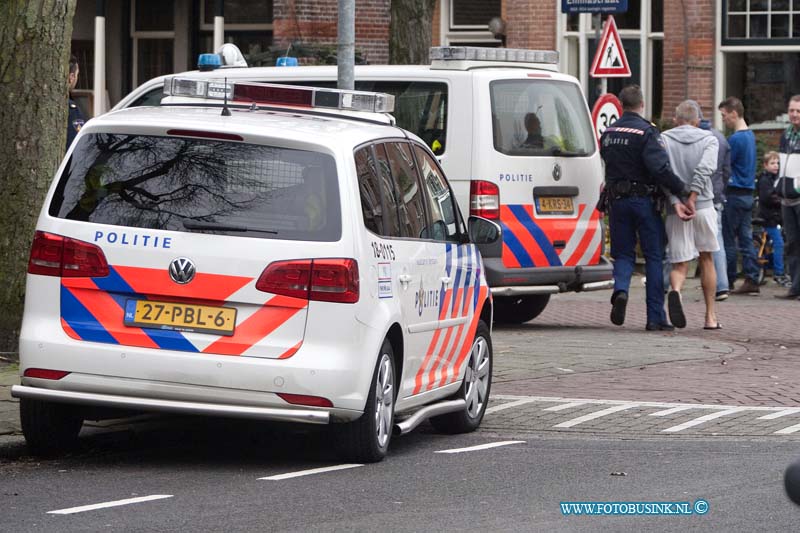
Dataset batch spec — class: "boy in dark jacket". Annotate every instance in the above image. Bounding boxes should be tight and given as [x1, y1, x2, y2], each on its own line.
[758, 151, 790, 286]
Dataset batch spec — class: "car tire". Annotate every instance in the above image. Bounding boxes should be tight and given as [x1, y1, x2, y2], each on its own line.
[20, 398, 83, 456]
[492, 295, 550, 324]
[336, 339, 395, 463]
[430, 319, 492, 434]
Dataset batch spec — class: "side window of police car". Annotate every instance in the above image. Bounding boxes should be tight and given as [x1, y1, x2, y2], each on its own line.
[412, 144, 460, 242]
[354, 146, 384, 235]
[382, 142, 427, 239]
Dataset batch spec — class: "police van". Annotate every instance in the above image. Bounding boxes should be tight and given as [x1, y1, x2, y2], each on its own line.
[114, 45, 613, 324]
[13, 80, 494, 463]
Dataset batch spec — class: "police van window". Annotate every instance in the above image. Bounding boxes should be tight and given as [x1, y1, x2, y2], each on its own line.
[354, 146, 384, 235]
[284, 81, 449, 156]
[49, 133, 341, 242]
[413, 145, 460, 242]
[357, 82, 448, 156]
[373, 143, 402, 238]
[384, 142, 427, 239]
[490, 80, 596, 158]
[129, 87, 164, 108]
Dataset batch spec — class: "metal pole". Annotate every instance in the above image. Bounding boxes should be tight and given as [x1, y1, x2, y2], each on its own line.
[93, 0, 106, 116]
[594, 13, 603, 98]
[337, 0, 355, 90]
[214, 0, 224, 51]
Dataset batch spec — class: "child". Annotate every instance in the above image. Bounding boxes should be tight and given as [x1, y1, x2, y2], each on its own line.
[758, 151, 790, 287]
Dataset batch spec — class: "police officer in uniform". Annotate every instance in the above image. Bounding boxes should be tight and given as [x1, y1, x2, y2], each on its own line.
[67, 55, 85, 151]
[599, 85, 692, 331]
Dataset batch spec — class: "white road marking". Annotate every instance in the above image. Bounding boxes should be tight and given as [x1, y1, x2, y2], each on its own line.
[553, 404, 640, 428]
[435, 441, 525, 454]
[758, 408, 800, 420]
[543, 401, 587, 412]
[485, 398, 540, 414]
[650, 406, 696, 417]
[775, 424, 800, 435]
[259, 464, 363, 480]
[662, 408, 747, 433]
[555, 367, 575, 373]
[492, 394, 791, 412]
[48, 495, 173, 515]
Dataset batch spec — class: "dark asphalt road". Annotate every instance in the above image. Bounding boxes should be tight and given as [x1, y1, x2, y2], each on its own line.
[1, 417, 798, 532]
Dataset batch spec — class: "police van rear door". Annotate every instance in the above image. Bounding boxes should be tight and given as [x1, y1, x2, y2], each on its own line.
[472, 70, 604, 270]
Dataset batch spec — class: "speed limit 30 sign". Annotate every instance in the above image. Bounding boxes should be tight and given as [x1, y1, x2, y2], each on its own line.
[591, 93, 623, 141]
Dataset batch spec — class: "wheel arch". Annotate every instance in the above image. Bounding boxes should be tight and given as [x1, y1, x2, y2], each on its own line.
[385, 322, 404, 391]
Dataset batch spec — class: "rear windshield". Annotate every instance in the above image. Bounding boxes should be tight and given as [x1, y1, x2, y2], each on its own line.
[490, 80, 596, 157]
[49, 133, 341, 241]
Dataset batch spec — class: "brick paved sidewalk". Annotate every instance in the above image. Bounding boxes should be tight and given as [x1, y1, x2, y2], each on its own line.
[493, 274, 800, 406]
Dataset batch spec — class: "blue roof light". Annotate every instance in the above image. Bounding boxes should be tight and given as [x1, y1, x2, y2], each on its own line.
[276, 57, 299, 67]
[198, 53, 222, 71]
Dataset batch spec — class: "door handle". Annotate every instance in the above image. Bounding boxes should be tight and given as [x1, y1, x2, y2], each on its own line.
[398, 274, 413, 285]
[440, 276, 452, 286]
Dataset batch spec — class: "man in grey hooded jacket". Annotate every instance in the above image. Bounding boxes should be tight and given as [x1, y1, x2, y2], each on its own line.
[662, 100, 721, 330]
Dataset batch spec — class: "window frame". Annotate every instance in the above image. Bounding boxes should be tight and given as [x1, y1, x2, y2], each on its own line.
[409, 141, 466, 244]
[722, 0, 799, 45]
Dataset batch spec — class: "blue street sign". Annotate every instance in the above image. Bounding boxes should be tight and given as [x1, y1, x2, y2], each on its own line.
[561, 0, 628, 14]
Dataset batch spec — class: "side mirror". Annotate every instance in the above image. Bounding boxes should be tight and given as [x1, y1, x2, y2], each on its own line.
[468, 216, 502, 245]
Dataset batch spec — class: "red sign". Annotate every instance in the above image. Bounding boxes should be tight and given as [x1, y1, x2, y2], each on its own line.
[591, 93, 623, 141]
[590, 16, 631, 78]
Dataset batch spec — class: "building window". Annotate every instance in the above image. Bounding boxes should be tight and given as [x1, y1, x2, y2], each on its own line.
[131, 0, 175, 87]
[440, 0, 502, 45]
[199, 0, 274, 65]
[559, 0, 664, 119]
[723, 0, 800, 44]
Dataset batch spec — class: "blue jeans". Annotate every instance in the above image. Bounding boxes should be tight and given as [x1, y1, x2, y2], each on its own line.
[722, 193, 759, 284]
[609, 196, 667, 325]
[765, 226, 784, 276]
[713, 204, 729, 292]
[783, 203, 800, 295]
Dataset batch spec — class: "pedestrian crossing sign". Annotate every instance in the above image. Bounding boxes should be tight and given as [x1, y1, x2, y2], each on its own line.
[590, 16, 631, 78]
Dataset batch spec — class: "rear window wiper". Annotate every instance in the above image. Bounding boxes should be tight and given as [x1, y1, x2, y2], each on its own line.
[182, 220, 278, 234]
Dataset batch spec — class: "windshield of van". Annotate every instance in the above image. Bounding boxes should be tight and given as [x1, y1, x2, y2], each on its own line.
[49, 133, 341, 242]
[490, 80, 596, 157]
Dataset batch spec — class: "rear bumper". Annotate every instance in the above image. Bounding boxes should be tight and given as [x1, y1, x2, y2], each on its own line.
[484, 256, 614, 295]
[12, 384, 335, 424]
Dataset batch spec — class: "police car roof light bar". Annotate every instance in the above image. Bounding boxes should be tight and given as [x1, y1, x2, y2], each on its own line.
[430, 46, 559, 65]
[163, 77, 395, 114]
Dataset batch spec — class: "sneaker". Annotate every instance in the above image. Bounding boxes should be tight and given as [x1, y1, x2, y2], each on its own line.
[732, 278, 760, 295]
[775, 275, 793, 288]
[715, 290, 729, 301]
[610, 290, 628, 326]
[667, 290, 686, 329]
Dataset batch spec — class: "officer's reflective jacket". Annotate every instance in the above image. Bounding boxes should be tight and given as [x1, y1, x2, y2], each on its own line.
[600, 111, 685, 197]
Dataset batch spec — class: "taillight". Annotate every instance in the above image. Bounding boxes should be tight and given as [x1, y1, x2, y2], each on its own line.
[256, 258, 359, 304]
[28, 231, 109, 278]
[470, 180, 500, 220]
[24, 368, 70, 380]
[277, 393, 333, 408]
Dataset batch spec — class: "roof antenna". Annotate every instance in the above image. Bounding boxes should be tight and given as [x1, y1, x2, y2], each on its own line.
[221, 77, 231, 116]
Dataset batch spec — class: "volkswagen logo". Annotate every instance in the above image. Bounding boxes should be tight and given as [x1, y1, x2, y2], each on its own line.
[552, 162, 562, 181]
[169, 257, 196, 284]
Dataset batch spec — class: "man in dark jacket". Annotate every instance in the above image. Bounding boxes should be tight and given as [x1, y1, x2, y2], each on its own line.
[600, 85, 691, 331]
[67, 55, 85, 151]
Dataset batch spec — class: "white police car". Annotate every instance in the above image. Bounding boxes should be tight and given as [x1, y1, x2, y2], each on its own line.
[12, 80, 495, 463]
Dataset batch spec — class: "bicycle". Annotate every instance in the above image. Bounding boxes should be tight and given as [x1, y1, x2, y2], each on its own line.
[752, 217, 778, 285]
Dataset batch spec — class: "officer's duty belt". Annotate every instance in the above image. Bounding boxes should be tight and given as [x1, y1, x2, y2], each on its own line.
[607, 180, 656, 198]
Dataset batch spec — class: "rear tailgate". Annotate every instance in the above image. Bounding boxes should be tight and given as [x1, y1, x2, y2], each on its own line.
[46, 130, 343, 358]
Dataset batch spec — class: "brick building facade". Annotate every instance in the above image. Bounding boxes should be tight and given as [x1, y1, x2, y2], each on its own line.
[72, 0, 799, 130]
